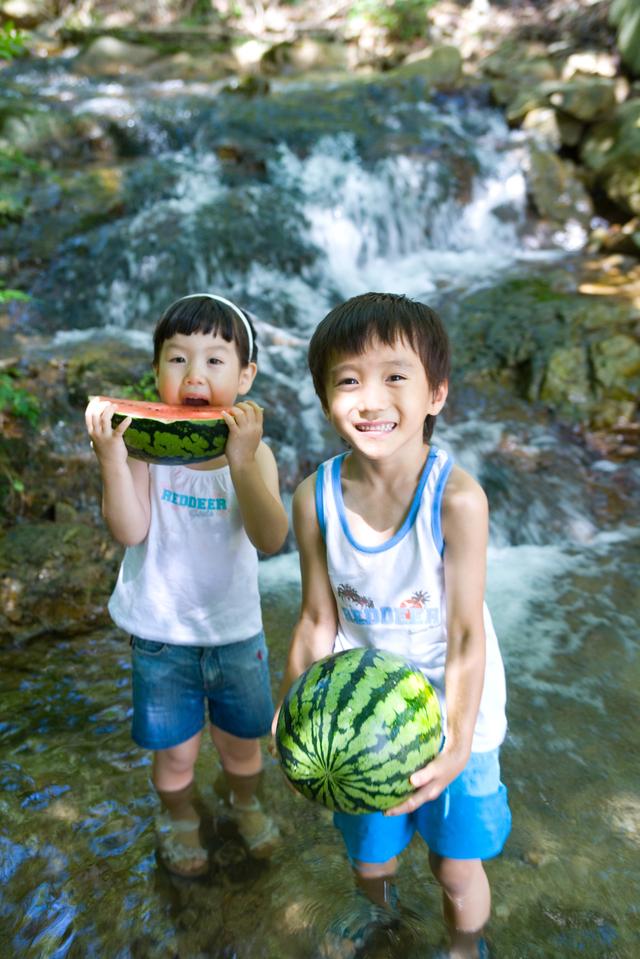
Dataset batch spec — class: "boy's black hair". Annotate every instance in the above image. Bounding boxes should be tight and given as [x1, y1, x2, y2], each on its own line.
[308, 292, 450, 441]
[153, 295, 257, 367]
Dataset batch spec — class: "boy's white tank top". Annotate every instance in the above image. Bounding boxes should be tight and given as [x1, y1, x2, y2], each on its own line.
[317, 447, 507, 752]
[108, 463, 262, 646]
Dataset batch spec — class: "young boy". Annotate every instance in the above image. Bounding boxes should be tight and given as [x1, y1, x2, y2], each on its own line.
[86, 293, 288, 878]
[276, 293, 510, 958]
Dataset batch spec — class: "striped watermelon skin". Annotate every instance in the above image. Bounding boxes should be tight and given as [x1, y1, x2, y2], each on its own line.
[92, 397, 229, 465]
[276, 648, 442, 814]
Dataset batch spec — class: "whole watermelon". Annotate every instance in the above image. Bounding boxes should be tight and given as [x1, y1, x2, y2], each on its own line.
[276, 647, 442, 814]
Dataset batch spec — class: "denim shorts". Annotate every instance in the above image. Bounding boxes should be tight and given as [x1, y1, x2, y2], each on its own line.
[334, 748, 511, 863]
[130, 630, 275, 750]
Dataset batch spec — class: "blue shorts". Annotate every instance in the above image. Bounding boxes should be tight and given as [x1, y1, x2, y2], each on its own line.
[130, 630, 274, 750]
[334, 749, 511, 863]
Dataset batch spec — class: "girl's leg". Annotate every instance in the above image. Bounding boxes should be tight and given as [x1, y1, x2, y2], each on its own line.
[429, 852, 490, 959]
[153, 731, 208, 877]
[153, 729, 202, 791]
[209, 725, 279, 857]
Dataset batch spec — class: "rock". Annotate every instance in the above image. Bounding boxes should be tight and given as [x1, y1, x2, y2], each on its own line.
[143, 50, 234, 82]
[592, 333, 640, 398]
[556, 111, 584, 148]
[0, 521, 117, 642]
[522, 108, 563, 149]
[0, 0, 49, 28]
[64, 341, 150, 407]
[588, 218, 640, 256]
[73, 37, 160, 76]
[547, 77, 617, 123]
[581, 100, 640, 216]
[395, 44, 463, 88]
[259, 38, 349, 76]
[561, 51, 618, 80]
[526, 145, 593, 228]
[540, 345, 591, 412]
[453, 276, 640, 432]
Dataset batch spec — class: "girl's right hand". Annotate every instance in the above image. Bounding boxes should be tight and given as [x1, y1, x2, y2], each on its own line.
[85, 397, 131, 468]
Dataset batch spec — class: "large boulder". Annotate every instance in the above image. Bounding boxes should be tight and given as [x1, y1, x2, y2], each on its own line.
[451, 276, 640, 430]
[581, 100, 640, 216]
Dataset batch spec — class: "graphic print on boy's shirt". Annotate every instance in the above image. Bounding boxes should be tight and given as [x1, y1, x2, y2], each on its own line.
[337, 583, 441, 627]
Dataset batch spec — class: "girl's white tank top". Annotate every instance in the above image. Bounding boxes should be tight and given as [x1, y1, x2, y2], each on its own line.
[108, 463, 262, 645]
[317, 447, 507, 752]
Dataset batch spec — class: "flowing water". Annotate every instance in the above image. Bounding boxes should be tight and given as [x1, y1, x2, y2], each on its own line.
[1, 58, 639, 958]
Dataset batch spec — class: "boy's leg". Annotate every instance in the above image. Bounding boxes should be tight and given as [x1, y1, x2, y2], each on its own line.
[210, 725, 280, 857]
[352, 857, 399, 908]
[319, 857, 399, 959]
[428, 852, 490, 959]
[153, 731, 208, 877]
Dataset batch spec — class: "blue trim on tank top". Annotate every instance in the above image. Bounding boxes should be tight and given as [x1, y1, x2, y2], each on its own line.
[315, 462, 327, 540]
[431, 456, 453, 555]
[331, 447, 439, 554]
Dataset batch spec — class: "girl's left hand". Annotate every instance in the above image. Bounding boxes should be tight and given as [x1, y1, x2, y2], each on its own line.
[384, 748, 468, 816]
[222, 400, 263, 468]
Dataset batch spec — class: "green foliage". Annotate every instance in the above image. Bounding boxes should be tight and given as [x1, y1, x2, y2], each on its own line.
[0, 22, 27, 60]
[0, 148, 45, 178]
[0, 372, 39, 428]
[349, 0, 433, 42]
[0, 285, 30, 305]
[610, 0, 640, 76]
[120, 370, 158, 402]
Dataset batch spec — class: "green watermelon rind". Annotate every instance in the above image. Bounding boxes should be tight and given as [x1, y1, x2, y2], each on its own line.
[112, 412, 229, 465]
[276, 648, 443, 815]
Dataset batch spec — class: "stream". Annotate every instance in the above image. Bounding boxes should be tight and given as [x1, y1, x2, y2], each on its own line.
[1, 55, 639, 958]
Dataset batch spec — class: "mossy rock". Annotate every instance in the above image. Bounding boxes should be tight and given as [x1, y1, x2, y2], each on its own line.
[452, 277, 639, 427]
[65, 342, 150, 407]
[0, 521, 116, 642]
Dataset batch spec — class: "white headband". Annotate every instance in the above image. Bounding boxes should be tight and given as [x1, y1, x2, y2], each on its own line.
[177, 293, 254, 361]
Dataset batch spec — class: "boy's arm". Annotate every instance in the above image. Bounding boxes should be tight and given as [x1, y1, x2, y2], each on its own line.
[272, 474, 338, 733]
[86, 397, 151, 546]
[387, 465, 488, 815]
[223, 401, 288, 555]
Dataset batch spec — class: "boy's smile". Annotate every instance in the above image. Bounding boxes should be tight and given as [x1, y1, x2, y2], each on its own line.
[155, 330, 256, 408]
[325, 336, 447, 458]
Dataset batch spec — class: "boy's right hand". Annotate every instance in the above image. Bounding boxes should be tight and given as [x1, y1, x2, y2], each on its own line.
[85, 397, 132, 468]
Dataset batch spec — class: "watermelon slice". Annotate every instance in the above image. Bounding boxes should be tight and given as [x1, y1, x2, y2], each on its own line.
[91, 396, 229, 465]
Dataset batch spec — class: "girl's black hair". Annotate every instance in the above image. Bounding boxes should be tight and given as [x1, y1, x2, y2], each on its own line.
[308, 292, 450, 441]
[153, 296, 257, 367]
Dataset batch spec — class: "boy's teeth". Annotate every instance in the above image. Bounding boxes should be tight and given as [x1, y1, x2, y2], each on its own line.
[357, 423, 395, 432]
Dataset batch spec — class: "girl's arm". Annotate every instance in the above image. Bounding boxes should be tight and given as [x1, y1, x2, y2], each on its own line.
[386, 465, 488, 815]
[223, 400, 288, 554]
[85, 398, 151, 546]
[272, 474, 339, 729]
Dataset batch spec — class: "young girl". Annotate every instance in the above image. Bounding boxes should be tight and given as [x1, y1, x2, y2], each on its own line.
[86, 293, 288, 878]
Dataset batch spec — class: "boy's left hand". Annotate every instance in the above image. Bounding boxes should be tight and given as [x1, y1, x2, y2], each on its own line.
[222, 400, 263, 468]
[384, 748, 468, 816]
